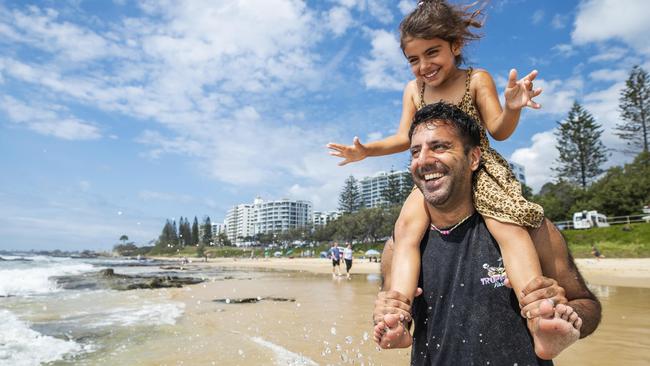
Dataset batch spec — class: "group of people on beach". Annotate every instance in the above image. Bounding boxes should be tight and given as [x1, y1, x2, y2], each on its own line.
[329, 242, 354, 279]
[327, 0, 601, 364]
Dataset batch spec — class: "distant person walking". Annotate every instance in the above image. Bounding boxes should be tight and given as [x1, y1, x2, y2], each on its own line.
[591, 245, 605, 260]
[330, 242, 342, 278]
[343, 243, 353, 279]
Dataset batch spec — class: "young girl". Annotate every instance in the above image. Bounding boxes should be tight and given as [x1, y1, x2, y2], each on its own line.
[327, 0, 581, 357]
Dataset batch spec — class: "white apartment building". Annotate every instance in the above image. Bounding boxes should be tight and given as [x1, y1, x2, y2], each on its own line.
[224, 204, 255, 246]
[224, 197, 313, 246]
[313, 210, 341, 228]
[359, 170, 411, 208]
[253, 197, 312, 234]
[211, 223, 224, 237]
[508, 161, 527, 185]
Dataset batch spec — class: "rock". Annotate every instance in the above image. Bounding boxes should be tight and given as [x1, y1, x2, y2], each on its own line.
[213, 296, 296, 304]
[53, 268, 205, 291]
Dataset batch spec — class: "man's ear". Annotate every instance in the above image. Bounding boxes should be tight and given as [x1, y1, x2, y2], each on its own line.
[469, 146, 481, 171]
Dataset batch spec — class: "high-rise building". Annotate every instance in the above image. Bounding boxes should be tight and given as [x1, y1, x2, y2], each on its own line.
[508, 161, 527, 185]
[313, 210, 341, 227]
[359, 170, 411, 208]
[224, 197, 313, 246]
[253, 197, 312, 234]
[224, 204, 255, 246]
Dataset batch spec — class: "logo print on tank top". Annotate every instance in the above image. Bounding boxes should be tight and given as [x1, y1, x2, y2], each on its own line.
[480, 257, 506, 288]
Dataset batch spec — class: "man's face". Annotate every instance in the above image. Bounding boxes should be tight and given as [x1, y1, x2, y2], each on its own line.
[409, 121, 479, 208]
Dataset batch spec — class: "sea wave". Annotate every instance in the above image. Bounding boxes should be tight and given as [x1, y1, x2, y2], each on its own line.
[0, 309, 84, 366]
[85, 302, 185, 328]
[0, 262, 95, 297]
[250, 336, 319, 366]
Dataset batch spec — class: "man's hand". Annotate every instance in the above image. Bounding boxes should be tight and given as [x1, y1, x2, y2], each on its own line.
[373, 288, 422, 325]
[506, 276, 568, 319]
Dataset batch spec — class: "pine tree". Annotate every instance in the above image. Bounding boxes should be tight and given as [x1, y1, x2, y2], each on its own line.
[192, 217, 200, 245]
[398, 165, 414, 203]
[339, 175, 361, 213]
[202, 216, 213, 245]
[381, 168, 403, 206]
[616, 65, 649, 154]
[554, 101, 608, 189]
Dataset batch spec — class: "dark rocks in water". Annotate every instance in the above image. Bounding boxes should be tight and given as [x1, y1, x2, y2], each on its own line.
[213, 296, 295, 304]
[160, 265, 188, 270]
[53, 268, 205, 291]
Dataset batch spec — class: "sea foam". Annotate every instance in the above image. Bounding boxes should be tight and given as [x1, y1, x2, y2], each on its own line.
[0, 309, 83, 366]
[0, 262, 95, 297]
[250, 336, 319, 366]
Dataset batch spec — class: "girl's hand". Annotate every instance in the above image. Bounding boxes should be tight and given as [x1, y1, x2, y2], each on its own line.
[327, 137, 368, 166]
[504, 69, 543, 111]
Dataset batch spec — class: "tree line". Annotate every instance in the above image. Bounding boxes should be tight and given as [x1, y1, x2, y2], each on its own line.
[531, 65, 649, 220]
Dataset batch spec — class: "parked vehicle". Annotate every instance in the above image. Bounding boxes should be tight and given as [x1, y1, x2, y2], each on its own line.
[572, 210, 610, 229]
[642, 205, 650, 222]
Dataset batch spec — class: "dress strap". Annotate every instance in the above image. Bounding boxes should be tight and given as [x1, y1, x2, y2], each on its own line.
[418, 80, 426, 109]
[465, 67, 473, 93]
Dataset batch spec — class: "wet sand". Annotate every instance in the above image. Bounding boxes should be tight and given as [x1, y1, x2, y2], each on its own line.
[144, 257, 650, 365]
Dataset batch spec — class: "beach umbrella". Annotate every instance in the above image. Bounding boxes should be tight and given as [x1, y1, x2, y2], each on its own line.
[365, 249, 380, 257]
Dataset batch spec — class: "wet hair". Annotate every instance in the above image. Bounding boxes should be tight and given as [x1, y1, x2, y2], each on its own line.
[399, 0, 484, 65]
[408, 101, 481, 153]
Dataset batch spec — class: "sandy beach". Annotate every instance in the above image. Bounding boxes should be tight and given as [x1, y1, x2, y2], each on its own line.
[139, 257, 650, 366]
[173, 257, 650, 289]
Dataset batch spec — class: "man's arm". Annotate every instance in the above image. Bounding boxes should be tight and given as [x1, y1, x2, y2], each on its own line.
[522, 219, 602, 338]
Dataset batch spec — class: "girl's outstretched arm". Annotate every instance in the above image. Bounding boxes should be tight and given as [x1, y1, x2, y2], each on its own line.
[327, 81, 418, 165]
[472, 69, 543, 141]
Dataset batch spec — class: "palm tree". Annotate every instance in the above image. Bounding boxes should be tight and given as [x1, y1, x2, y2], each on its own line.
[119, 235, 129, 244]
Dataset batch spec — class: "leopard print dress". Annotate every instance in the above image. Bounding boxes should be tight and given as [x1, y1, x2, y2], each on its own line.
[418, 68, 544, 228]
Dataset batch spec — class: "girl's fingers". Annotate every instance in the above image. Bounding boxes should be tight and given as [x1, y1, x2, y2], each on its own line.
[523, 69, 538, 81]
[531, 88, 543, 97]
[329, 151, 343, 157]
[507, 69, 518, 88]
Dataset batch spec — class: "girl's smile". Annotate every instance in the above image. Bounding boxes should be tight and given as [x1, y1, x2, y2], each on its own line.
[403, 37, 461, 87]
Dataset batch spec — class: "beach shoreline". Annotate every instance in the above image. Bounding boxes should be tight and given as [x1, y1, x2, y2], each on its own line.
[153, 256, 650, 289]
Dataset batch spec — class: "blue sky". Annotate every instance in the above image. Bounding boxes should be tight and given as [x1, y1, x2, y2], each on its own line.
[1, 0, 648, 251]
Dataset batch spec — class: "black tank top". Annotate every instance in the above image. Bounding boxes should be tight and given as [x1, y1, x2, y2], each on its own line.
[411, 213, 553, 366]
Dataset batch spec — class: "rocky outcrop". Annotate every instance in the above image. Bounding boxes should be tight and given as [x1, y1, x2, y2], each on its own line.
[53, 268, 204, 291]
[213, 297, 295, 304]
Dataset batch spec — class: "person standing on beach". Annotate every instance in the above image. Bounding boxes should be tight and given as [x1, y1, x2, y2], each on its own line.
[373, 102, 600, 364]
[343, 243, 354, 279]
[330, 242, 342, 278]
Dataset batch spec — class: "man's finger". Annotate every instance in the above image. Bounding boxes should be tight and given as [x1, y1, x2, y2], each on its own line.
[415, 287, 423, 297]
[521, 276, 555, 296]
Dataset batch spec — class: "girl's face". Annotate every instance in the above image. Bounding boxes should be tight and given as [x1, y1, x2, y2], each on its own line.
[403, 37, 461, 87]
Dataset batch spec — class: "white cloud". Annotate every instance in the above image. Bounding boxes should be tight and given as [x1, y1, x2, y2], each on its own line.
[0, 96, 101, 140]
[589, 68, 628, 82]
[327, 6, 354, 36]
[359, 29, 409, 91]
[510, 131, 558, 192]
[551, 14, 568, 29]
[530, 77, 583, 116]
[588, 46, 628, 63]
[398, 0, 414, 15]
[572, 0, 650, 55]
[552, 43, 576, 58]
[531, 10, 544, 25]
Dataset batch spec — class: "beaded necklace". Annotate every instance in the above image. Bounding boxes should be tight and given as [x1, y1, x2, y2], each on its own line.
[430, 214, 473, 235]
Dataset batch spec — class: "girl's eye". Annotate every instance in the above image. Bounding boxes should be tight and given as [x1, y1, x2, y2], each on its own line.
[408, 58, 418, 65]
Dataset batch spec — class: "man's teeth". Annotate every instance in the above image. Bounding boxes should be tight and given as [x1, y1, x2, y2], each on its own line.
[424, 173, 444, 181]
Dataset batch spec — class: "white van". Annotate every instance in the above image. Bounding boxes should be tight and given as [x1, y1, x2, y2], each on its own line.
[572, 211, 610, 229]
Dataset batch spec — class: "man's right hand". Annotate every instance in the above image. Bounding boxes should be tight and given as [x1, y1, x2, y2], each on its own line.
[517, 276, 568, 319]
[373, 288, 422, 325]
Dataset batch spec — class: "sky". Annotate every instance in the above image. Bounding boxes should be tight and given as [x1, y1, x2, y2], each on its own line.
[1, 0, 648, 251]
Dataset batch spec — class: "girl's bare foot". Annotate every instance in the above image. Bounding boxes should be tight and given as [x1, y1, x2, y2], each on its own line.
[530, 299, 581, 360]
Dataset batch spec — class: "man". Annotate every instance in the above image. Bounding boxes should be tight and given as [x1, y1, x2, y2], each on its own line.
[373, 102, 601, 364]
[330, 242, 342, 278]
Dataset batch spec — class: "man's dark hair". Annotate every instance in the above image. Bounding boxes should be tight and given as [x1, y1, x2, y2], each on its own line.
[408, 101, 481, 153]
